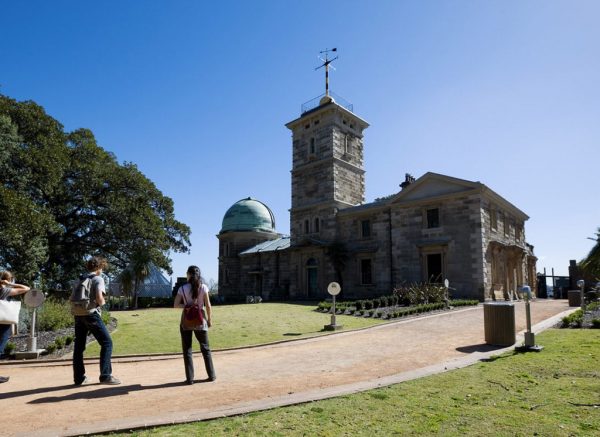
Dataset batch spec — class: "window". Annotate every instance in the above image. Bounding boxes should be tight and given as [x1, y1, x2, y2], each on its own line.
[344, 134, 351, 154]
[224, 242, 230, 257]
[361, 219, 371, 238]
[490, 209, 497, 231]
[314, 217, 320, 233]
[360, 259, 373, 285]
[504, 215, 510, 236]
[309, 137, 316, 155]
[426, 208, 440, 229]
[304, 219, 310, 234]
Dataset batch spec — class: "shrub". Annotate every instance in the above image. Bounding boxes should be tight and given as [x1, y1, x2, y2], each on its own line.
[356, 300, 364, 311]
[354, 310, 363, 317]
[137, 297, 174, 308]
[394, 282, 446, 305]
[372, 298, 381, 309]
[54, 337, 66, 349]
[364, 300, 373, 310]
[101, 309, 112, 326]
[45, 343, 57, 354]
[4, 341, 16, 355]
[380, 296, 389, 307]
[562, 310, 583, 328]
[65, 335, 74, 346]
[37, 298, 73, 331]
[591, 319, 600, 329]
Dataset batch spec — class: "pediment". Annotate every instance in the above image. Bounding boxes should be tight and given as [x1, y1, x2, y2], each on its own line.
[391, 172, 481, 203]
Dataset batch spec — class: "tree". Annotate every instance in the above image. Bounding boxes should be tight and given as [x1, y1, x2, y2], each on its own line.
[0, 93, 191, 288]
[327, 240, 349, 290]
[580, 228, 600, 279]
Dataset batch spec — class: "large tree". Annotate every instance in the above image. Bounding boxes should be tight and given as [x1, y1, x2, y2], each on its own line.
[0, 94, 190, 289]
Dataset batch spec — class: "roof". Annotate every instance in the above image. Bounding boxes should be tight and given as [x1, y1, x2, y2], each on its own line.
[239, 237, 291, 255]
[337, 172, 529, 221]
[220, 197, 277, 234]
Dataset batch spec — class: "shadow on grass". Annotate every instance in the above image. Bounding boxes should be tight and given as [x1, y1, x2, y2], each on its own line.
[283, 333, 302, 336]
[27, 380, 211, 404]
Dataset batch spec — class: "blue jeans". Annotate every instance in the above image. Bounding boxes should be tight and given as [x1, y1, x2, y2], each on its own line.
[73, 312, 113, 384]
[0, 323, 11, 357]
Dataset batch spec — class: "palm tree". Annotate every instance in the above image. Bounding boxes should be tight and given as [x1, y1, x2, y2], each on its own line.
[580, 228, 600, 279]
[130, 250, 152, 309]
[117, 268, 134, 308]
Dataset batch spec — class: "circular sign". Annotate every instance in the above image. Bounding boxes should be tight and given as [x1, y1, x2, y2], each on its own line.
[443, 279, 449, 288]
[24, 289, 45, 308]
[327, 282, 341, 296]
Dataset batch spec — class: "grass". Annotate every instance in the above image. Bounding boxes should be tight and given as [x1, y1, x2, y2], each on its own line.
[105, 329, 600, 436]
[86, 302, 386, 356]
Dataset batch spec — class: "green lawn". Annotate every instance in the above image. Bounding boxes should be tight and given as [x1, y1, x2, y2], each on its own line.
[105, 329, 600, 436]
[87, 302, 385, 356]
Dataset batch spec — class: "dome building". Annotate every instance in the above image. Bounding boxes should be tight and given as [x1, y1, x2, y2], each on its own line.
[217, 198, 290, 300]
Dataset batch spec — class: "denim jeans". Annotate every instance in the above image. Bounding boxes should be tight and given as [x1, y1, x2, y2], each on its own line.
[0, 323, 11, 357]
[180, 327, 216, 382]
[73, 311, 113, 384]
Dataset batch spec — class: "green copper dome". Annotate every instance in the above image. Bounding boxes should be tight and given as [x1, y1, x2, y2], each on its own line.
[220, 198, 276, 234]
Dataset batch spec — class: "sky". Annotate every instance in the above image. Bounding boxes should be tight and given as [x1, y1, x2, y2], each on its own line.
[1, 1, 598, 283]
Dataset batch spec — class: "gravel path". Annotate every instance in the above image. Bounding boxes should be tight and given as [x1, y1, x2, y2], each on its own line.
[0, 299, 571, 437]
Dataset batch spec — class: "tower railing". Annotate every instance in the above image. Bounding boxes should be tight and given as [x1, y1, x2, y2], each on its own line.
[301, 91, 353, 114]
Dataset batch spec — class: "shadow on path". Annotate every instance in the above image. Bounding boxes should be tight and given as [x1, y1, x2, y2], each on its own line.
[27, 380, 215, 404]
[455, 343, 504, 353]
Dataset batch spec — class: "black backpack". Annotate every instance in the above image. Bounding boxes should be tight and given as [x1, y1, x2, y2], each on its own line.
[69, 274, 97, 316]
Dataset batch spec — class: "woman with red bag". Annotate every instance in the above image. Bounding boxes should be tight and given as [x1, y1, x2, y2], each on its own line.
[174, 265, 216, 384]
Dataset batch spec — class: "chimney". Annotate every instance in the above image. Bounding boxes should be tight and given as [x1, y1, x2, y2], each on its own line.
[400, 173, 415, 190]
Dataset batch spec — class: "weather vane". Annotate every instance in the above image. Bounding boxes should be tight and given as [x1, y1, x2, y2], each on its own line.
[315, 48, 338, 96]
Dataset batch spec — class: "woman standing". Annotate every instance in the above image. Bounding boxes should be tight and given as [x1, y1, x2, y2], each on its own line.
[174, 265, 216, 384]
[0, 271, 30, 383]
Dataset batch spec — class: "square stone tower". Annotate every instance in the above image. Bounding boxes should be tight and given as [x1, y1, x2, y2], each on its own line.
[285, 95, 369, 245]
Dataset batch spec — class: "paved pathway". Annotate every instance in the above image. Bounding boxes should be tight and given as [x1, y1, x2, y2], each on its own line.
[0, 300, 571, 436]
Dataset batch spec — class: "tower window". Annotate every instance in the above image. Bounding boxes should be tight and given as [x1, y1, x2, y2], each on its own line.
[490, 209, 498, 230]
[426, 208, 440, 229]
[309, 137, 316, 155]
[314, 217, 320, 233]
[361, 219, 371, 238]
[314, 119, 320, 125]
[344, 134, 351, 154]
[305, 123, 310, 129]
[304, 219, 310, 234]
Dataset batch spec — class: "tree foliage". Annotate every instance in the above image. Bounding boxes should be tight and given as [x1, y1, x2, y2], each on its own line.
[580, 228, 600, 279]
[0, 94, 191, 289]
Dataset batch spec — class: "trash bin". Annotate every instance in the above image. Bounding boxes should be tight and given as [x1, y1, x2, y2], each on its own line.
[483, 302, 516, 346]
[568, 290, 581, 307]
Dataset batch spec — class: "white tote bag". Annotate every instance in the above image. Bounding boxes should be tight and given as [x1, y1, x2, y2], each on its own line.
[0, 300, 21, 324]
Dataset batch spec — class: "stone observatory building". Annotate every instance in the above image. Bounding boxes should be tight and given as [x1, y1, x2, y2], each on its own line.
[217, 93, 537, 302]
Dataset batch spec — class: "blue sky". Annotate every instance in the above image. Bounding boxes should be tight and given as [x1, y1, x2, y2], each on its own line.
[2, 1, 598, 282]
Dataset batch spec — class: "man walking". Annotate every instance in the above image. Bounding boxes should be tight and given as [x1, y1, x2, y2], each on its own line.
[71, 256, 120, 385]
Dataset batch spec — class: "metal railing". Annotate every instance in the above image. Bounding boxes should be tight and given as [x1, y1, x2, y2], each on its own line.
[301, 91, 353, 114]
